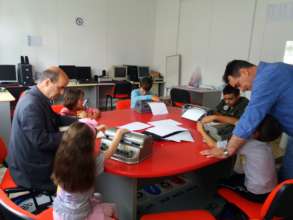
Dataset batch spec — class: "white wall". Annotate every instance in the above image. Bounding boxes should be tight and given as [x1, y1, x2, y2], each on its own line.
[250, 0, 293, 63]
[153, 0, 256, 86]
[0, 0, 156, 75]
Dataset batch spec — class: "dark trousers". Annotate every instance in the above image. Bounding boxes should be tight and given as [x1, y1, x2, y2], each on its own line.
[219, 174, 269, 203]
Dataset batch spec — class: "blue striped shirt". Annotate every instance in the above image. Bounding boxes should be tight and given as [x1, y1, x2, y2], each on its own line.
[233, 62, 293, 139]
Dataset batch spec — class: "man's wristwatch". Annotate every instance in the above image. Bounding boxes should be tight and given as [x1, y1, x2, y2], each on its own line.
[223, 148, 229, 158]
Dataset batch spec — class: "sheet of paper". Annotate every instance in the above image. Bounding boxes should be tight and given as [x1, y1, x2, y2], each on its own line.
[148, 119, 182, 127]
[181, 108, 206, 122]
[146, 125, 187, 137]
[119, 122, 151, 131]
[165, 131, 194, 142]
[147, 102, 168, 115]
[96, 131, 105, 138]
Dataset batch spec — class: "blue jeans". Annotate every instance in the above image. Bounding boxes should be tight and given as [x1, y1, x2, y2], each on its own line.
[280, 135, 293, 180]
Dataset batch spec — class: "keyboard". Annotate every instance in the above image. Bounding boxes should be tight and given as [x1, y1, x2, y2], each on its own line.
[78, 80, 98, 84]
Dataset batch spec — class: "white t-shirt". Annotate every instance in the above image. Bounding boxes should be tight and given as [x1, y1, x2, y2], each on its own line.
[217, 139, 277, 194]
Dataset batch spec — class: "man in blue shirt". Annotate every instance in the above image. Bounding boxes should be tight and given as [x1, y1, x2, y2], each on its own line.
[201, 60, 293, 180]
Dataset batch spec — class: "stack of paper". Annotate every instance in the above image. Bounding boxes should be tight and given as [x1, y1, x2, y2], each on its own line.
[119, 122, 151, 131]
[164, 130, 194, 142]
[181, 107, 206, 122]
[148, 119, 182, 127]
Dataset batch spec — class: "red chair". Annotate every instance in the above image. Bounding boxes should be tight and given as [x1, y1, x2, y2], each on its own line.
[140, 210, 216, 220]
[0, 137, 17, 190]
[116, 99, 131, 110]
[170, 88, 191, 108]
[217, 179, 293, 220]
[0, 188, 53, 220]
[106, 81, 132, 110]
[51, 104, 64, 114]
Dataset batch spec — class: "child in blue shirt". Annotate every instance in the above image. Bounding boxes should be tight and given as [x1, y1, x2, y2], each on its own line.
[131, 77, 160, 108]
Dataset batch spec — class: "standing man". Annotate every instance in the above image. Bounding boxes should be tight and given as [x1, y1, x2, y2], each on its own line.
[201, 60, 293, 180]
[8, 66, 77, 193]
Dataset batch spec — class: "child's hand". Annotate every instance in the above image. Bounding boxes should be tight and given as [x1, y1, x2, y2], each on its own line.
[152, 96, 160, 102]
[87, 108, 101, 119]
[77, 110, 87, 118]
[115, 128, 129, 140]
[96, 124, 107, 133]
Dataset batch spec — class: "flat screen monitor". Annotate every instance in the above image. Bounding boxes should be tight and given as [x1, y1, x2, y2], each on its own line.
[0, 65, 17, 83]
[138, 66, 149, 78]
[76, 66, 91, 80]
[126, 65, 138, 82]
[59, 65, 77, 79]
[113, 66, 127, 80]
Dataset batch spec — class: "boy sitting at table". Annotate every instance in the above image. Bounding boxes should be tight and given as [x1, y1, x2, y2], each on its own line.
[131, 77, 160, 108]
[198, 115, 282, 202]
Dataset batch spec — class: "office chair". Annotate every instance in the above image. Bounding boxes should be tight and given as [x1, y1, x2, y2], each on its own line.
[106, 81, 132, 110]
[217, 179, 293, 220]
[0, 137, 54, 216]
[0, 137, 17, 190]
[0, 189, 53, 220]
[140, 210, 216, 220]
[51, 104, 64, 114]
[116, 99, 131, 110]
[170, 88, 191, 108]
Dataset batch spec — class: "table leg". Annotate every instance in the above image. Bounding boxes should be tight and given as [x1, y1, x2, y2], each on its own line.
[96, 172, 137, 220]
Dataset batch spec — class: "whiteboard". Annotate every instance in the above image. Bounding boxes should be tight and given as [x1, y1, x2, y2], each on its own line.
[165, 55, 181, 90]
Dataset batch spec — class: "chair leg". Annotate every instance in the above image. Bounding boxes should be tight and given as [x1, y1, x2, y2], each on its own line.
[110, 97, 113, 110]
[106, 96, 109, 111]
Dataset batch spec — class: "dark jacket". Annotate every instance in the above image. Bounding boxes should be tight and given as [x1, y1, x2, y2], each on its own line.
[8, 86, 76, 192]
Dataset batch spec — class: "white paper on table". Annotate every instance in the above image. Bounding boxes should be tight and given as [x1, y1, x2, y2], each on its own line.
[96, 131, 105, 138]
[148, 119, 182, 127]
[181, 108, 206, 122]
[146, 125, 187, 137]
[59, 126, 69, 132]
[119, 122, 151, 131]
[165, 130, 194, 142]
[147, 102, 168, 115]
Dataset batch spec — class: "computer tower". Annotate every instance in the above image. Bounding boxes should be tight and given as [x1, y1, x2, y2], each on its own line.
[17, 64, 34, 86]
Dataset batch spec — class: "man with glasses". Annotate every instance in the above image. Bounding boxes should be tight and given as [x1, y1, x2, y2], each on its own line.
[200, 60, 293, 180]
[8, 66, 77, 193]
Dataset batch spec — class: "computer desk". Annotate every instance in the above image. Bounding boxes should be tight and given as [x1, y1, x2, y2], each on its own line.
[0, 91, 15, 145]
[95, 107, 221, 220]
[66, 82, 115, 109]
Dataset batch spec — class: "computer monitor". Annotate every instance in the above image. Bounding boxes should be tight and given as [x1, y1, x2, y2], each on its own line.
[0, 65, 17, 83]
[126, 65, 139, 82]
[59, 65, 77, 79]
[113, 66, 127, 80]
[76, 66, 92, 80]
[138, 66, 150, 78]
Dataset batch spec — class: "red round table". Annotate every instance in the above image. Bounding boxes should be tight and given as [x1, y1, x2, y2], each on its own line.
[95, 107, 220, 220]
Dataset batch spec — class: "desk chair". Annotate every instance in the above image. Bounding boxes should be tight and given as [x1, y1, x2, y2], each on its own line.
[0, 137, 54, 215]
[140, 210, 216, 220]
[170, 88, 191, 108]
[116, 99, 131, 110]
[0, 189, 53, 220]
[51, 104, 64, 114]
[106, 81, 132, 110]
[0, 137, 17, 190]
[217, 179, 293, 220]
